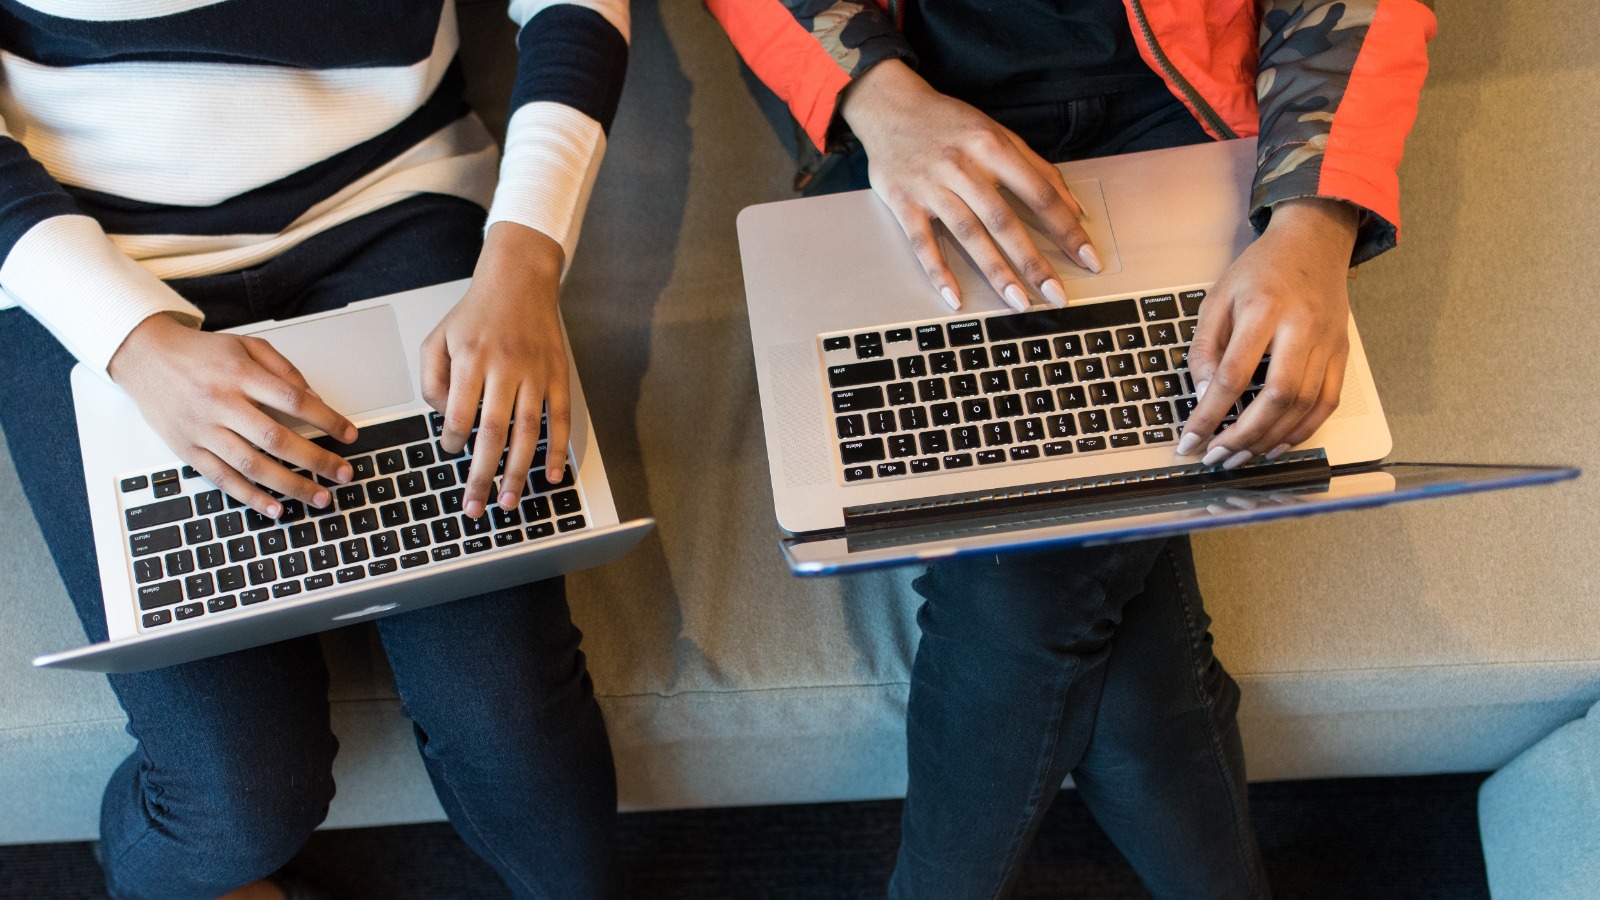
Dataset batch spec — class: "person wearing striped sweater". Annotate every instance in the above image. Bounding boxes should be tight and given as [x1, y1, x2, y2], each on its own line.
[0, 2, 628, 897]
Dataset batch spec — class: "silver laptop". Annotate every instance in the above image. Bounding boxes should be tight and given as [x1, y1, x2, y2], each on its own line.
[736, 138, 1577, 574]
[36, 279, 653, 672]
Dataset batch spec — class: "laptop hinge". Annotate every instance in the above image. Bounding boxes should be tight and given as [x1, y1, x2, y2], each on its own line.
[842, 450, 1331, 533]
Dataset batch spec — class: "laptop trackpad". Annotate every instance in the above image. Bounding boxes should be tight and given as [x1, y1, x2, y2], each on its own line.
[252, 305, 415, 420]
[942, 177, 1124, 296]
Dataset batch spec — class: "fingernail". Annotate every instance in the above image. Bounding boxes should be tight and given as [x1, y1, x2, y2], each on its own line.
[336, 465, 352, 484]
[500, 491, 518, 509]
[1195, 380, 1210, 403]
[1003, 284, 1029, 311]
[1078, 244, 1102, 274]
[1176, 432, 1202, 457]
[1202, 446, 1232, 467]
[1223, 449, 1254, 470]
[312, 490, 330, 509]
[941, 287, 961, 310]
[1041, 278, 1068, 307]
[465, 499, 483, 518]
[266, 503, 283, 519]
[1266, 443, 1291, 461]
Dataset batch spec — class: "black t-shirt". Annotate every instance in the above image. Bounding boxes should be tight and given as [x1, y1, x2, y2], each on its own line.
[901, 0, 1158, 109]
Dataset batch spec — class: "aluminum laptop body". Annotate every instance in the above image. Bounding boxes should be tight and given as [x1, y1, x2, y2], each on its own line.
[736, 139, 1577, 574]
[38, 279, 653, 672]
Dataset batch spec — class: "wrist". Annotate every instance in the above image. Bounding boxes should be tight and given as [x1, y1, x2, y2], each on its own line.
[1265, 197, 1360, 257]
[107, 312, 190, 384]
[840, 59, 927, 138]
[473, 222, 564, 309]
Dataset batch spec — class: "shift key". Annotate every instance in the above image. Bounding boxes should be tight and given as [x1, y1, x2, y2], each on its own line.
[827, 359, 896, 388]
[125, 496, 194, 531]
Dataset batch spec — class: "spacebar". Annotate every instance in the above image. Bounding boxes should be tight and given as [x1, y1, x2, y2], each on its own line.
[311, 415, 429, 457]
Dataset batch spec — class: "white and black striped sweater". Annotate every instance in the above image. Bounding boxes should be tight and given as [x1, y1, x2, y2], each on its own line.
[0, 0, 629, 374]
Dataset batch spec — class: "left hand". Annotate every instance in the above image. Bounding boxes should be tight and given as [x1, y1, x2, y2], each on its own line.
[421, 222, 569, 518]
[1178, 198, 1360, 468]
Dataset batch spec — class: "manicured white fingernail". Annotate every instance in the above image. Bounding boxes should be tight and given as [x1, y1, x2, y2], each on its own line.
[1041, 278, 1068, 307]
[941, 287, 961, 310]
[1266, 443, 1291, 461]
[1202, 446, 1232, 467]
[1195, 380, 1210, 403]
[1003, 284, 1029, 311]
[1176, 432, 1202, 457]
[1223, 450, 1254, 470]
[1078, 243, 1102, 274]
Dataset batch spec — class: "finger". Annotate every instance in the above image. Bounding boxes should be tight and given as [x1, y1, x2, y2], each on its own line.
[1207, 335, 1319, 467]
[463, 375, 515, 519]
[885, 198, 963, 310]
[996, 132, 1100, 283]
[946, 171, 1057, 311]
[1177, 314, 1274, 460]
[420, 329, 452, 415]
[439, 357, 484, 456]
[1274, 347, 1350, 454]
[242, 339, 357, 443]
[209, 428, 328, 518]
[222, 404, 348, 503]
[1184, 292, 1232, 393]
[497, 381, 543, 511]
[542, 371, 572, 486]
[1245, 347, 1335, 459]
[930, 190, 1029, 311]
[186, 446, 285, 520]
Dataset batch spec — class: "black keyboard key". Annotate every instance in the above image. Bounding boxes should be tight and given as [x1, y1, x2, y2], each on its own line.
[1089, 382, 1118, 405]
[406, 442, 436, 469]
[304, 573, 334, 590]
[310, 546, 340, 571]
[1179, 289, 1206, 316]
[947, 320, 985, 345]
[142, 609, 173, 628]
[214, 511, 244, 538]
[985, 300, 1139, 340]
[400, 551, 429, 569]
[379, 502, 410, 528]
[842, 465, 873, 482]
[1017, 418, 1045, 443]
[401, 525, 431, 550]
[833, 387, 886, 413]
[887, 382, 917, 405]
[1143, 428, 1176, 444]
[1057, 386, 1088, 409]
[247, 559, 277, 586]
[1052, 335, 1083, 358]
[271, 581, 301, 599]
[284, 522, 315, 549]
[1143, 402, 1175, 427]
[1110, 432, 1141, 449]
[876, 462, 907, 478]
[943, 453, 974, 469]
[1138, 350, 1169, 373]
[431, 517, 462, 543]
[889, 434, 918, 458]
[1043, 363, 1073, 386]
[1180, 319, 1198, 343]
[930, 403, 959, 427]
[993, 394, 1023, 418]
[121, 475, 149, 493]
[1140, 294, 1180, 321]
[495, 530, 526, 547]
[491, 506, 522, 530]
[991, 343, 1021, 366]
[371, 531, 401, 557]
[397, 472, 427, 497]
[175, 602, 204, 621]
[952, 426, 981, 450]
[184, 572, 214, 600]
[949, 374, 979, 398]
[1151, 374, 1184, 398]
[1086, 331, 1115, 354]
[197, 544, 228, 572]
[224, 536, 255, 563]
[349, 508, 380, 534]
[980, 370, 1010, 393]
[280, 551, 309, 578]
[430, 411, 446, 437]
[311, 415, 429, 458]
[440, 487, 466, 515]
[886, 328, 912, 344]
[227, 495, 245, 509]
[339, 538, 370, 565]
[898, 406, 929, 430]
[165, 548, 195, 576]
[137, 581, 183, 610]
[532, 465, 575, 493]
[839, 439, 886, 464]
[1079, 410, 1109, 433]
[1176, 397, 1199, 422]
[983, 422, 1014, 447]
[125, 496, 193, 532]
[1106, 354, 1136, 378]
[336, 566, 366, 584]
[334, 484, 366, 510]
[377, 449, 407, 475]
[1147, 322, 1179, 346]
[1012, 366, 1042, 390]
[896, 356, 926, 379]
[959, 347, 989, 371]
[1115, 327, 1146, 350]
[1009, 445, 1041, 461]
[1111, 406, 1141, 430]
[257, 529, 287, 555]
[976, 449, 1006, 465]
[868, 410, 897, 434]
[1044, 441, 1073, 456]
[242, 588, 271, 604]
[827, 359, 896, 388]
[928, 351, 958, 374]
[557, 515, 587, 532]
[366, 477, 397, 505]
[134, 557, 163, 584]
[207, 595, 238, 613]
[462, 513, 492, 536]
[432, 544, 463, 562]
[521, 495, 551, 521]
[1170, 346, 1190, 370]
[823, 335, 850, 352]
[151, 468, 181, 498]
[317, 516, 348, 542]
[1120, 379, 1152, 402]
[347, 455, 375, 481]
[183, 519, 213, 545]
[1077, 436, 1108, 452]
[246, 508, 279, 531]
[1047, 414, 1078, 438]
[961, 398, 992, 422]
[918, 430, 949, 455]
[916, 324, 947, 350]
[369, 559, 399, 577]
[464, 536, 495, 554]
[191, 490, 223, 516]
[552, 490, 582, 516]
[1024, 391, 1055, 414]
[410, 495, 441, 521]
[836, 414, 865, 439]
[1022, 339, 1051, 362]
[1074, 358, 1105, 381]
[909, 457, 941, 474]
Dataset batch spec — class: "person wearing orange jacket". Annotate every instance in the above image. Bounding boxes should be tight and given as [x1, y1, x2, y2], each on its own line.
[709, 1, 1435, 896]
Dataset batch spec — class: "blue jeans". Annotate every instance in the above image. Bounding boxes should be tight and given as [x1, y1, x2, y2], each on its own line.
[0, 195, 618, 900]
[808, 82, 1271, 897]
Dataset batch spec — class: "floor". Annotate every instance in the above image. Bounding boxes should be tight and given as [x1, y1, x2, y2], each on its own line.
[0, 773, 1491, 899]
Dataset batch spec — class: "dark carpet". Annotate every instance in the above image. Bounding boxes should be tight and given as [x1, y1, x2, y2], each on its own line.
[0, 774, 1490, 899]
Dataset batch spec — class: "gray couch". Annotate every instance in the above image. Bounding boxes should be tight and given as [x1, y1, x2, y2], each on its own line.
[4, 0, 1597, 846]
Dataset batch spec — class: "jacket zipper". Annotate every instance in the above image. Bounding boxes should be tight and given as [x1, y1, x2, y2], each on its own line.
[887, 0, 902, 29]
[1126, 0, 1238, 140]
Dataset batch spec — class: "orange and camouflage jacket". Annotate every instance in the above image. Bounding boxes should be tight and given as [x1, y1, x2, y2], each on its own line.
[706, 0, 1438, 265]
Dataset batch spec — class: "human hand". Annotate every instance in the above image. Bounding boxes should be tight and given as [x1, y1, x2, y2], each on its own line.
[421, 222, 569, 519]
[107, 314, 358, 518]
[839, 60, 1101, 311]
[1177, 198, 1360, 468]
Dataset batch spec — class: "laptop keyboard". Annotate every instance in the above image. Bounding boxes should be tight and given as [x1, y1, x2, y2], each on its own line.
[118, 412, 588, 631]
[818, 286, 1268, 485]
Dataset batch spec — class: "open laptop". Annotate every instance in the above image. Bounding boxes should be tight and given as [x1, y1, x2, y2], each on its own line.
[736, 138, 1577, 575]
[35, 279, 653, 672]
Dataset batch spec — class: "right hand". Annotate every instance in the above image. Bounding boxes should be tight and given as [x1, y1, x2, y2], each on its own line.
[107, 314, 359, 519]
[839, 59, 1102, 311]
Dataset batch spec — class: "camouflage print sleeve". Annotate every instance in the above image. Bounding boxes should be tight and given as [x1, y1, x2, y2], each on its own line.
[782, 1, 917, 151]
[1252, 0, 1435, 265]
